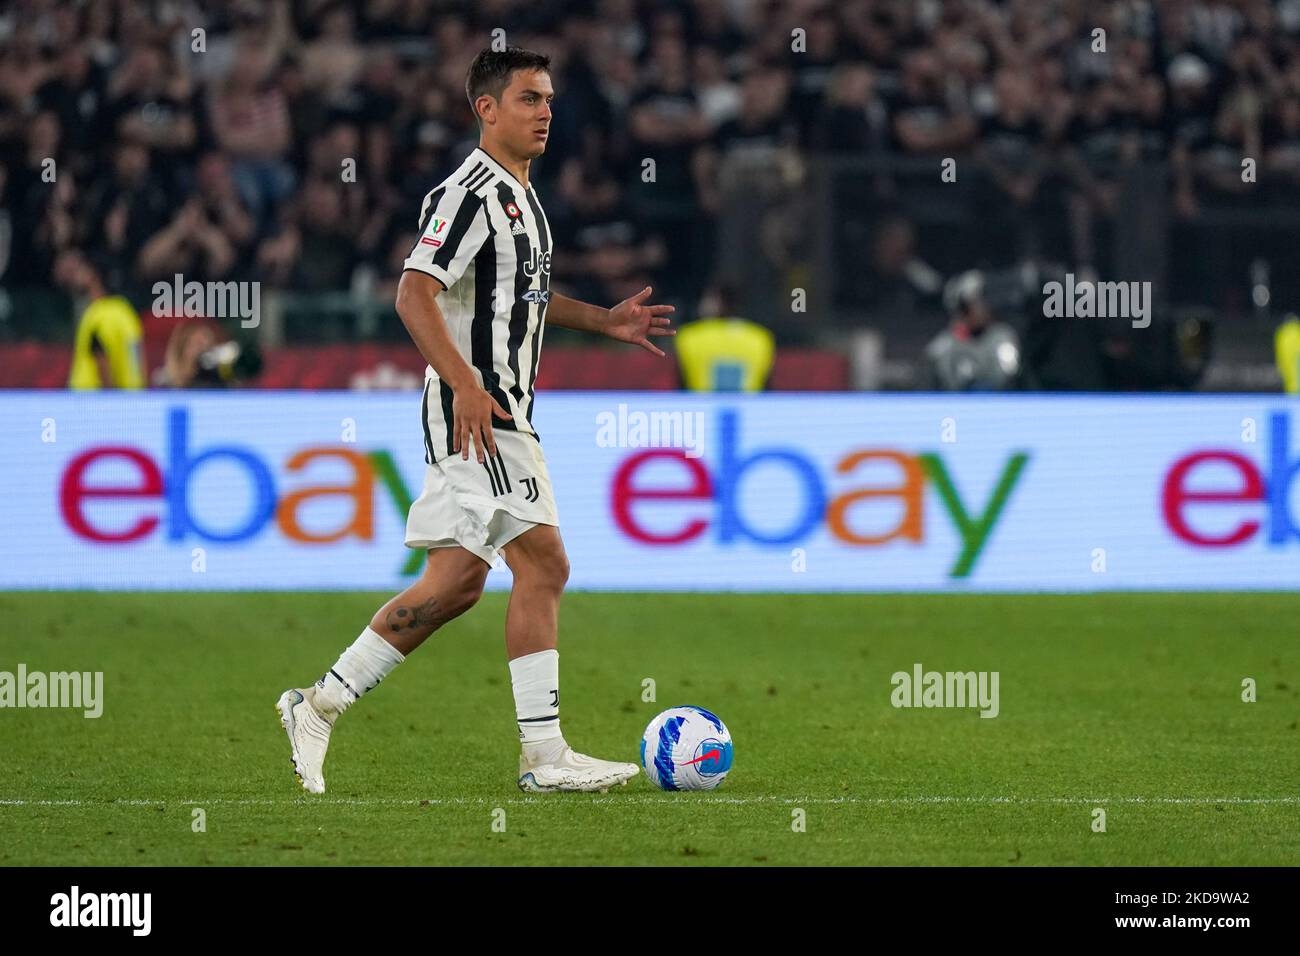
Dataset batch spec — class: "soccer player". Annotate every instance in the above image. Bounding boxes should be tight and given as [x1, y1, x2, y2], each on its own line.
[277, 47, 676, 793]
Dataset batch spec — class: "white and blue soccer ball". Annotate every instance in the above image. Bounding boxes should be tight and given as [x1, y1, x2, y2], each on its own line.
[640, 705, 734, 791]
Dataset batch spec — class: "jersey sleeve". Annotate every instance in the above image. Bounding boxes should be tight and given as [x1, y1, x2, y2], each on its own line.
[402, 185, 491, 290]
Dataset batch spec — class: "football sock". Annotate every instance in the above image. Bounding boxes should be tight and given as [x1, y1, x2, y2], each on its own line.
[314, 627, 406, 716]
[510, 648, 563, 753]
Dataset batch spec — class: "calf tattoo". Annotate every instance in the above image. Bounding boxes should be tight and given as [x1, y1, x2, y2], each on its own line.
[386, 597, 452, 633]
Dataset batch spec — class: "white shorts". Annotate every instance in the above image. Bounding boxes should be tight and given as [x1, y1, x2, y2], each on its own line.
[404, 427, 559, 566]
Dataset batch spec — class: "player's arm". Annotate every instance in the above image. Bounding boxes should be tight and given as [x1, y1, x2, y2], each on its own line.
[547, 287, 676, 356]
[395, 270, 510, 463]
[400, 188, 511, 462]
[544, 292, 607, 333]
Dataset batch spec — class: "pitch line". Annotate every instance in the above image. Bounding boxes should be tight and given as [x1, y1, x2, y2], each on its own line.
[1, 795, 1297, 808]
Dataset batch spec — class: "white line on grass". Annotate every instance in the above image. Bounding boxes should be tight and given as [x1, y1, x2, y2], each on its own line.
[1, 796, 1297, 807]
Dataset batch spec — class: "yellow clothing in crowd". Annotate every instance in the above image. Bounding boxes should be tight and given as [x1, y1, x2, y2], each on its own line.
[68, 296, 145, 390]
[675, 317, 774, 392]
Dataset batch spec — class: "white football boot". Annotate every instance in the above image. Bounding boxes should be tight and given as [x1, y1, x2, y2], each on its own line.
[518, 745, 640, 793]
[276, 687, 335, 794]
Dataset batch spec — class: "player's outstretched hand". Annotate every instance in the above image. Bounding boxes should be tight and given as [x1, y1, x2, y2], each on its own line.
[453, 387, 512, 463]
[606, 285, 676, 357]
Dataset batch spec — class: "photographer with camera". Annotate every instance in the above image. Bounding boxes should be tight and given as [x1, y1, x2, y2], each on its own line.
[153, 318, 262, 388]
[922, 270, 1022, 391]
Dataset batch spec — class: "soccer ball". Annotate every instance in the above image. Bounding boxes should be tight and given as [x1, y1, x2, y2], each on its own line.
[639, 705, 734, 791]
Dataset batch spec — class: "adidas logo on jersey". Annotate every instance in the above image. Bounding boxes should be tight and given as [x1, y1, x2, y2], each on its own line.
[510, 219, 527, 236]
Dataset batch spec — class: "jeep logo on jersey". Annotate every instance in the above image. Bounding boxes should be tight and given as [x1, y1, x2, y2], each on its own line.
[522, 289, 550, 305]
[522, 249, 551, 278]
[504, 201, 522, 219]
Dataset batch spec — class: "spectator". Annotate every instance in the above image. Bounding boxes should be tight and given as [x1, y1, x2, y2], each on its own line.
[0, 0, 1292, 373]
[1264, 95, 1300, 193]
[625, 33, 710, 302]
[35, 43, 110, 171]
[891, 49, 977, 154]
[551, 158, 666, 308]
[923, 270, 1021, 392]
[191, 151, 258, 269]
[711, 67, 794, 153]
[812, 63, 890, 153]
[3, 111, 70, 283]
[850, 215, 944, 321]
[209, 49, 296, 231]
[82, 137, 172, 290]
[105, 43, 196, 195]
[257, 174, 356, 291]
[297, 3, 366, 106]
[57, 249, 145, 390]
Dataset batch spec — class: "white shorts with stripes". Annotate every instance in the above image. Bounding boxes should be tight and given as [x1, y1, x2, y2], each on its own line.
[404, 427, 559, 567]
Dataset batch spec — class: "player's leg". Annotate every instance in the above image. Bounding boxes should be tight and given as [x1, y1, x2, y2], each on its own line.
[277, 546, 489, 793]
[501, 522, 569, 660]
[500, 524, 639, 792]
[368, 546, 491, 656]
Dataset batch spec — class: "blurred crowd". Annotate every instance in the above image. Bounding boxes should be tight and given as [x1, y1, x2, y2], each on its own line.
[2, 0, 1300, 355]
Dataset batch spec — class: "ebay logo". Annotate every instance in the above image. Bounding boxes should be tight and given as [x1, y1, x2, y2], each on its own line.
[58, 408, 424, 574]
[1164, 412, 1300, 548]
[610, 411, 1029, 577]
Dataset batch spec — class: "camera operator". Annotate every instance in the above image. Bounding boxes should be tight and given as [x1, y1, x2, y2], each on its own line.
[921, 270, 1022, 391]
[153, 318, 262, 388]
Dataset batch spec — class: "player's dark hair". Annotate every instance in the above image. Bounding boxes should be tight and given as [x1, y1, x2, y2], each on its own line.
[465, 46, 552, 125]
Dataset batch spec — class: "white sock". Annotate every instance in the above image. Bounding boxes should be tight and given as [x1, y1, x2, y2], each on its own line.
[509, 649, 563, 752]
[314, 627, 406, 716]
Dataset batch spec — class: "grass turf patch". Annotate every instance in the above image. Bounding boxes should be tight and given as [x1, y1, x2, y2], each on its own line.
[0, 592, 1296, 865]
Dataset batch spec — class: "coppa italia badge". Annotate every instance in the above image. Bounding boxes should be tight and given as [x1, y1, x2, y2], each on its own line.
[419, 217, 448, 247]
[504, 201, 521, 219]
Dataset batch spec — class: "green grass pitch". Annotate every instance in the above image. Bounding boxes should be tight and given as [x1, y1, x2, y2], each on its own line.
[0, 592, 1296, 866]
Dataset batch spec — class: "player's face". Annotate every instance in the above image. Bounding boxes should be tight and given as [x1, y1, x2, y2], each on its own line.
[496, 69, 554, 159]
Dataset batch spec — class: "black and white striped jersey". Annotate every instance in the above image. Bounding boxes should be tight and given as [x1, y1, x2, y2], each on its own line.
[403, 146, 553, 460]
